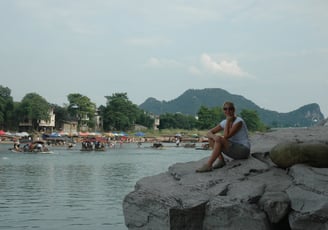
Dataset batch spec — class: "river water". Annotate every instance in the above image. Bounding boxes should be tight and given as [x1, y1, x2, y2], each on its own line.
[0, 142, 208, 230]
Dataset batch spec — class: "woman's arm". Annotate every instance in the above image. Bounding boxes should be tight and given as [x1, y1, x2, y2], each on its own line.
[223, 118, 242, 139]
[207, 124, 223, 140]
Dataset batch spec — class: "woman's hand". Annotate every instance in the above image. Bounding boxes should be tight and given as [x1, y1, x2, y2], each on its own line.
[207, 124, 223, 139]
[208, 134, 225, 144]
[226, 116, 236, 123]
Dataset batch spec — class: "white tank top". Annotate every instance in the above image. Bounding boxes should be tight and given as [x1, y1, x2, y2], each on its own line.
[220, 117, 250, 149]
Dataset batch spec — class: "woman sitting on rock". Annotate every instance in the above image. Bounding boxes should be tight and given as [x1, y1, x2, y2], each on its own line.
[196, 101, 250, 173]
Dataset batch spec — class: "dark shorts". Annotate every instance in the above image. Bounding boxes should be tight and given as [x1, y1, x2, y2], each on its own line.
[223, 141, 250, 160]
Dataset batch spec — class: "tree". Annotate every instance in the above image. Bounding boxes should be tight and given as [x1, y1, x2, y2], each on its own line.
[17, 93, 50, 130]
[67, 93, 96, 130]
[240, 109, 266, 132]
[158, 113, 197, 130]
[0, 85, 14, 130]
[52, 104, 69, 130]
[103, 93, 139, 131]
[135, 110, 154, 129]
[197, 106, 224, 130]
[157, 113, 177, 129]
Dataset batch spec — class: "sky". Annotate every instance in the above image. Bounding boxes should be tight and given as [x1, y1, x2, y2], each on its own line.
[1, 0, 327, 117]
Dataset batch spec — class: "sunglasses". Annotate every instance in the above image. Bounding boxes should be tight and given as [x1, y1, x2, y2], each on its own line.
[223, 107, 234, 111]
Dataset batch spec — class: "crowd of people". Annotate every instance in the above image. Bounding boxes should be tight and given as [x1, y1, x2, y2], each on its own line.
[12, 141, 49, 153]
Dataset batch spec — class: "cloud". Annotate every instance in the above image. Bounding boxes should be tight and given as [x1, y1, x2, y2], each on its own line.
[200, 53, 249, 77]
[188, 66, 202, 75]
[145, 54, 252, 78]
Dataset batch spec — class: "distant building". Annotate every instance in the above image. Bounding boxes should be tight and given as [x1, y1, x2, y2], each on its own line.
[38, 108, 56, 133]
[62, 121, 78, 136]
[18, 119, 33, 132]
[19, 108, 55, 132]
[134, 124, 148, 131]
[154, 115, 160, 130]
[94, 110, 102, 132]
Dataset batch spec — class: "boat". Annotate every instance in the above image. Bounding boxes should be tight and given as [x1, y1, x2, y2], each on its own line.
[10, 148, 23, 153]
[10, 140, 53, 154]
[151, 142, 165, 149]
[183, 143, 196, 148]
[80, 140, 94, 151]
[80, 137, 107, 152]
[195, 143, 210, 150]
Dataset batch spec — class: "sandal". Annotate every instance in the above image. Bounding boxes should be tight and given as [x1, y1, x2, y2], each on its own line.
[212, 159, 226, 169]
[196, 164, 212, 173]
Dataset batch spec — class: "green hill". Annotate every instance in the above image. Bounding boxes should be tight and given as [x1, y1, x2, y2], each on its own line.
[139, 88, 324, 127]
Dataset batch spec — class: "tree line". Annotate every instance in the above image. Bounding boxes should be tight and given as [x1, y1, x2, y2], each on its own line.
[0, 85, 266, 133]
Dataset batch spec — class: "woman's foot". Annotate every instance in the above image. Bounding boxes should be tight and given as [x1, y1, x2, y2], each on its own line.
[212, 159, 226, 169]
[196, 164, 212, 173]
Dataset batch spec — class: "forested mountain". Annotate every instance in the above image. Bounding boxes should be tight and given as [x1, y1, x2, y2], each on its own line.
[139, 88, 324, 127]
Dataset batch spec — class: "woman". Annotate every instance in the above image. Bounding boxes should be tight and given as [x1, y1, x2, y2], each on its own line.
[196, 101, 250, 173]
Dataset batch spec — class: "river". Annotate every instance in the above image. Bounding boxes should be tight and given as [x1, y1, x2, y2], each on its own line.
[0, 142, 208, 230]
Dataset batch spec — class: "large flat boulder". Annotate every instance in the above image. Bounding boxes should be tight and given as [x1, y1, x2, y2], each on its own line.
[123, 127, 328, 230]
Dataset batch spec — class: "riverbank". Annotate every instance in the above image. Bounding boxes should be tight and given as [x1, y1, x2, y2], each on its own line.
[1, 126, 326, 149]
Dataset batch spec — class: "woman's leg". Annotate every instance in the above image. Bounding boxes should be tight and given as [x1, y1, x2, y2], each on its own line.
[196, 136, 229, 172]
[208, 139, 214, 149]
[207, 136, 229, 166]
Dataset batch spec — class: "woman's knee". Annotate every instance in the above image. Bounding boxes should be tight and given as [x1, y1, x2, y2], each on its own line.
[213, 137, 225, 148]
[214, 136, 223, 142]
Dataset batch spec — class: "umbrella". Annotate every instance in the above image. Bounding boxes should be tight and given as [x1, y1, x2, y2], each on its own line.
[59, 131, 69, 136]
[119, 132, 127, 136]
[0, 130, 5, 136]
[5, 131, 13, 136]
[104, 132, 115, 137]
[135, 132, 145, 137]
[49, 132, 61, 137]
[79, 132, 90, 137]
[19, 132, 29, 137]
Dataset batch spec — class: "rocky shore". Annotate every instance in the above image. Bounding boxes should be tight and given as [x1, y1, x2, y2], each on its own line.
[123, 126, 328, 230]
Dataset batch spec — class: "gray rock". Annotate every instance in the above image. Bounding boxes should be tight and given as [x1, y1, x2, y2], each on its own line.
[204, 196, 270, 230]
[270, 141, 328, 168]
[287, 165, 328, 230]
[123, 127, 328, 230]
[259, 192, 290, 223]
